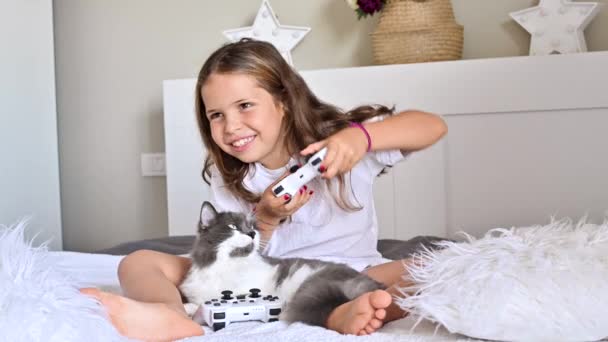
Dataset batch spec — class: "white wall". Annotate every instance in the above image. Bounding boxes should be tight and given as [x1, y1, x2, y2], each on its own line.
[0, 0, 62, 250]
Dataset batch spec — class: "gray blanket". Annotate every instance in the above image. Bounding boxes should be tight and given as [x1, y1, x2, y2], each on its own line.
[95, 235, 449, 261]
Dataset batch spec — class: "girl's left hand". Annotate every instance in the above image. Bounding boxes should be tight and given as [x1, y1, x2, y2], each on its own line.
[300, 125, 369, 179]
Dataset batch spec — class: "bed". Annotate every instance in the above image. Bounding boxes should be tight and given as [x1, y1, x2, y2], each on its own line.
[14, 218, 607, 342]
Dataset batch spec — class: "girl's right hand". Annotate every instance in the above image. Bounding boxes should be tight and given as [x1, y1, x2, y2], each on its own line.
[254, 169, 314, 232]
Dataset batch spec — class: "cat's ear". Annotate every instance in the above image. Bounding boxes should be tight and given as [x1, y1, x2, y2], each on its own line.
[199, 201, 218, 231]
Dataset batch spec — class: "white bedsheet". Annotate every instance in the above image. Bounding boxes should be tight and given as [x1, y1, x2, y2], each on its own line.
[48, 251, 476, 341]
[48, 251, 124, 290]
[184, 318, 475, 342]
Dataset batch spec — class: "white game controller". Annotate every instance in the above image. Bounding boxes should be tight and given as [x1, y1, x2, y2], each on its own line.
[192, 289, 283, 331]
[272, 147, 327, 199]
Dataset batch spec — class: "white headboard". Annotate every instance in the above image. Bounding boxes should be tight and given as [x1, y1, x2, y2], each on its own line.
[164, 51, 608, 238]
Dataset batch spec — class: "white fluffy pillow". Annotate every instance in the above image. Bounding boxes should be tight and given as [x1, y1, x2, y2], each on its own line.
[397, 219, 608, 341]
[0, 220, 128, 342]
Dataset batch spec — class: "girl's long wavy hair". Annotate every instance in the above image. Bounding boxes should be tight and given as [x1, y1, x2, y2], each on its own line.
[195, 39, 394, 211]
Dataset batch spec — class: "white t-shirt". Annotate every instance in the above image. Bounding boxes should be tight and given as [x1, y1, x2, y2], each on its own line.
[209, 145, 407, 272]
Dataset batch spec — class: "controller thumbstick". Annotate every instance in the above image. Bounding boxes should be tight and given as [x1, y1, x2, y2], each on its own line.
[221, 290, 233, 300]
[249, 288, 261, 298]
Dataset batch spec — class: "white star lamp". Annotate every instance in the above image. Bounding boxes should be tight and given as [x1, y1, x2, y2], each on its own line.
[223, 0, 311, 65]
[510, 0, 600, 55]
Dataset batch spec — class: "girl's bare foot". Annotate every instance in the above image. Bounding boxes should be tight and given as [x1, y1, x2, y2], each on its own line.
[80, 288, 203, 341]
[326, 289, 392, 335]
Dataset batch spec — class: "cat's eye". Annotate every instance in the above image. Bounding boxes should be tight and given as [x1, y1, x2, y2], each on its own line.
[227, 224, 237, 230]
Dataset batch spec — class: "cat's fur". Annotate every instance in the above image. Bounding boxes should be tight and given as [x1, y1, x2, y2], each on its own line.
[179, 201, 386, 327]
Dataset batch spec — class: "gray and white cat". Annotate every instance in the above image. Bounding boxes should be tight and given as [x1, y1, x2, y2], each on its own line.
[179, 201, 386, 327]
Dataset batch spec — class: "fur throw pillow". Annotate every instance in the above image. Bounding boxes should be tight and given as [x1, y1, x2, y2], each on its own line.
[397, 219, 608, 341]
[0, 220, 128, 342]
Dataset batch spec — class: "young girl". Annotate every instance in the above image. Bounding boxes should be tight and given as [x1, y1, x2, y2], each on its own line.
[82, 38, 447, 341]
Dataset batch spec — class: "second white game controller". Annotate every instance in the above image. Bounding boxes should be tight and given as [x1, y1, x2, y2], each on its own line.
[272, 147, 327, 199]
[191, 289, 283, 331]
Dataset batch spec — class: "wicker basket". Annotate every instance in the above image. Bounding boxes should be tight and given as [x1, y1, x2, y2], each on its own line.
[371, 0, 464, 65]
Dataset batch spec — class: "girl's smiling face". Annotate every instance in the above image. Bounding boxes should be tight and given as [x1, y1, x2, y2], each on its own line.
[202, 72, 289, 169]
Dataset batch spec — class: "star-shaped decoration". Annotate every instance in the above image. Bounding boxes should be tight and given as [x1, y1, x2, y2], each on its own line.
[223, 0, 311, 65]
[510, 0, 600, 55]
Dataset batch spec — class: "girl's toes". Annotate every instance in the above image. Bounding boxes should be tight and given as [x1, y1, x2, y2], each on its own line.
[374, 308, 386, 320]
[370, 318, 383, 329]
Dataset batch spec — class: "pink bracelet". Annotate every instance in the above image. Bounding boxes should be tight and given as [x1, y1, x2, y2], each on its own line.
[349, 122, 372, 152]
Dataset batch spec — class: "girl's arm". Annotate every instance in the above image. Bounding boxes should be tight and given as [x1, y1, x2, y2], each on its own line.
[301, 110, 447, 179]
[364, 110, 447, 153]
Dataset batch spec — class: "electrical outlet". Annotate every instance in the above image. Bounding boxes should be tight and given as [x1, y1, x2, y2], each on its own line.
[141, 153, 166, 176]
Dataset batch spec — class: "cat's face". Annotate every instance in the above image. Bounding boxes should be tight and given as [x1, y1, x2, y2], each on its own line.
[193, 201, 258, 259]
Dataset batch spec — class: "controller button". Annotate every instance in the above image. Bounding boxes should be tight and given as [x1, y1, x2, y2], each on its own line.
[249, 288, 261, 298]
[270, 308, 281, 315]
[204, 301, 211, 304]
[221, 300, 227, 303]
[213, 303, 220, 306]
[273, 185, 284, 195]
[213, 322, 226, 331]
[211, 299, 218, 302]
[311, 157, 321, 166]
[236, 294, 246, 299]
[221, 290, 233, 300]
[213, 312, 226, 319]
[233, 301, 238, 304]
[269, 318, 279, 322]
[249, 300, 255, 303]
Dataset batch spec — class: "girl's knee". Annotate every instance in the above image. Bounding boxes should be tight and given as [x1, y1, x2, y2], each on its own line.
[118, 249, 191, 285]
[117, 249, 157, 279]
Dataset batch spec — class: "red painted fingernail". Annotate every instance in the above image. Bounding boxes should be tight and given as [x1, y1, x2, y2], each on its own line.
[303, 185, 307, 191]
[309, 191, 314, 195]
[299, 188, 304, 194]
[252, 205, 257, 212]
[319, 165, 326, 172]
[284, 194, 290, 200]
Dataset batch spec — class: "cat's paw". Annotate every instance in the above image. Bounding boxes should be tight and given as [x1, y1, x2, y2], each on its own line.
[184, 303, 199, 317]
